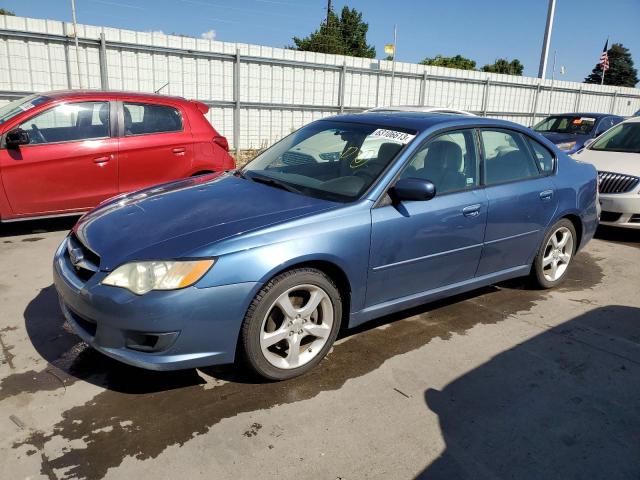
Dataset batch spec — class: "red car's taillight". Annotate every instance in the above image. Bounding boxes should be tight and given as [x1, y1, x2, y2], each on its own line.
[214, 135, 229, 151]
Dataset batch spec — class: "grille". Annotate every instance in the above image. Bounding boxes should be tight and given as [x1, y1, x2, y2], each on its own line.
[630, 214, 640, 223]
[598, 171, 640, 194]
[282, 151, 316, 166]
[66, 233, 100, 281]
[600, 211, 622, 223]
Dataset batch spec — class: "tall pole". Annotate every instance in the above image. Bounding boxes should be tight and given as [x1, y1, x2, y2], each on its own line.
[390, 24, 397, 106]
[537, 0, 556, 79]
[326, 0, 331, 26]
[70, 0, 84, 88]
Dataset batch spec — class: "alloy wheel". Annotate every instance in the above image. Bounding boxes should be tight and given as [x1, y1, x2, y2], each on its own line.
[259, 284, 334, 369]
[542, 226, 574, 282]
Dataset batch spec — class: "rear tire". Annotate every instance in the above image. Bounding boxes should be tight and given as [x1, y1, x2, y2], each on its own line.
[240, 268, 342, 380]
[531, 218, 576, 289]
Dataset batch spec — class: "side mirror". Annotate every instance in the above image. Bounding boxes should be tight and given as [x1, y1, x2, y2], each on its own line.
[391, 178, 436, 202]
[5, 128, 30, 148]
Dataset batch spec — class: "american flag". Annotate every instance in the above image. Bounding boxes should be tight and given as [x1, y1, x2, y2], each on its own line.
[600, 39, 610, 71]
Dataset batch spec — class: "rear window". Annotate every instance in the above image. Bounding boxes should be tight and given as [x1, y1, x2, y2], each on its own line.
[123, 103, 183, 135]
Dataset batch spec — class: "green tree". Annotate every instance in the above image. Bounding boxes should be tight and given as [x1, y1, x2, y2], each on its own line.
[421, 54, 476, 70]
[584, 43, 638, 87]
[481, 58, 524, 76]
[0, 8, 16, 15]
[291, 6, 375, 58]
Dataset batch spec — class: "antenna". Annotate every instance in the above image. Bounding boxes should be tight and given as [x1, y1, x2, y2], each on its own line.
[155, 82, 169, 94]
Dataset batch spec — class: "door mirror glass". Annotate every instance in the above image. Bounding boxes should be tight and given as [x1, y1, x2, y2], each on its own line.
[5, 128, 30, 147]
[391, 178, 436, 201]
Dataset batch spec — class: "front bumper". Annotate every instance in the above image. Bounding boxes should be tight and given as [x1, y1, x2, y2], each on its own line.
[599, 192, 640, 230]
[53, 237, 259, 370]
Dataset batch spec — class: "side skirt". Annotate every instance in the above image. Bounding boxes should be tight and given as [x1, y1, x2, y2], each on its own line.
[348, 264, 531, 329]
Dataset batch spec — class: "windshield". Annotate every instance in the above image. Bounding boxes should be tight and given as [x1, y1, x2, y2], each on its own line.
[242, 120, 416, 201]
[0, 94, 51, 125]
[534, 115, 596, 135]
[590, 122, 640, 154]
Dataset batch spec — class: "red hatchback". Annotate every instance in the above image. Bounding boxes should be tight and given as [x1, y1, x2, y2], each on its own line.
[0, 91, 234, 221]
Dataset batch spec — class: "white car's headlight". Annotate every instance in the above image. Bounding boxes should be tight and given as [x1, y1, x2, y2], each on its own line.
[556, 141, 576, 151]
[102, 260, 215, 295]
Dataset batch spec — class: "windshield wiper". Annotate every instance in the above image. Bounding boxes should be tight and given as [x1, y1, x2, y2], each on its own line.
[245, 173, 302, 194]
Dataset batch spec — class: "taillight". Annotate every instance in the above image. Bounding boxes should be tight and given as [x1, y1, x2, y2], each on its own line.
[213, 135, 229, 151]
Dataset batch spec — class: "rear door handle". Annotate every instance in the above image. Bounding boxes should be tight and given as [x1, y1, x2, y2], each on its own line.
[539, 189, 554, 201]
[462, 204, 481, 217]
[172, 147, 186, 155]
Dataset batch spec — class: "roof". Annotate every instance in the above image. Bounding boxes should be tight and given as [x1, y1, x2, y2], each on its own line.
[322, 110, 523, 132]
[40, 90, 187, 102]
[366, 106, 476, 116]
[541, 112, 622, 119]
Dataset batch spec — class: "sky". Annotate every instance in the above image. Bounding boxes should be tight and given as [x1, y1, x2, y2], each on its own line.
[1, 0, 639, 83]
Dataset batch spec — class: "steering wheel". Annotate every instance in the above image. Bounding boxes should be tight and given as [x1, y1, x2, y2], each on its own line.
[30, 124, 46, 144]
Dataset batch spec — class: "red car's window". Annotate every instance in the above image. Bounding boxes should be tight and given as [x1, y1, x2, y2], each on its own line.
[123, 103, 183, 136]
[19, 101, 110, 145]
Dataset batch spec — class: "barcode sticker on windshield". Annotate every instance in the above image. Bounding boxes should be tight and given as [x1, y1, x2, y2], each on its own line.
[370, 129, 416, 144]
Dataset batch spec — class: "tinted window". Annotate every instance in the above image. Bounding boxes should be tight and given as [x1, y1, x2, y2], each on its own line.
[527, 138, 554, 174]
[534, 115, 596, 135]
[481, 130, 540, 185]
[19, 101, 109, 145]
[123, 103, 183, 135]
[402, 129, 479, 195]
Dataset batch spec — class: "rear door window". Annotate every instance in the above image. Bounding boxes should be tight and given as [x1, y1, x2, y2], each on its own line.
[481, 129, 540, 185]
[123, 103, 183, 136]
[18, 101, 110, 145]
[527, 138, 554, 174]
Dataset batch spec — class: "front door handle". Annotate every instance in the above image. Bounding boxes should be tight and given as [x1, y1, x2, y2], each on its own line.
[172, 147, 186, 155]
[539, 189, 554, 201]
[462, 204, 481, 217]
[93, 155, 112, 164]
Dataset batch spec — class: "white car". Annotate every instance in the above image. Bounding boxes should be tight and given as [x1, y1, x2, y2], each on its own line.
[573, 116, 640, 229]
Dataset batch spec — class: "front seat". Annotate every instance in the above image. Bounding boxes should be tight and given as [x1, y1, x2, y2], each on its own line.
[123, 106, 134, 135]
[416, 140, 466, 193]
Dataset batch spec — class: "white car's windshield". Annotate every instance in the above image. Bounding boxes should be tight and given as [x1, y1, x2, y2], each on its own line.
[0, 94, 51, 125]
[242, 120, 416, 201]
[591, 122, 640, 154]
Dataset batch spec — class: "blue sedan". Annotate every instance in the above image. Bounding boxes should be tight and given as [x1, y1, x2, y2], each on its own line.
[53, 112, 599, 380]
[532, 112, 623, 154]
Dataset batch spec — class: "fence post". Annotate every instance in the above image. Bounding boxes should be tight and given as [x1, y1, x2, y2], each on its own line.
[421, 71, 428, 106]
[338, 63, 346, 113]
[98, 32, 109, 90]
[233, 49, 241, 157]
[374, 69, 380, 108]
[610, 90, 618, 114]
[574, 86, 582, 111]
[482, 78, 490, 116]
[62, 23, 73, 88]
[531, 82, 541, 126]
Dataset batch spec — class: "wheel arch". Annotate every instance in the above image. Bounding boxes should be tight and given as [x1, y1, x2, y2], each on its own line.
[562, 213, 583, 251]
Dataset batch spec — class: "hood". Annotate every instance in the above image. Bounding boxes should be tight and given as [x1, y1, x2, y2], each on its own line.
[572, 148, 640, 177]
[540, 132, 590, 149]
[74, 173, 339, 270]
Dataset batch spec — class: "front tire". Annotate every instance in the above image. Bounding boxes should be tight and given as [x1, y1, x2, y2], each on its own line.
[531, 219, 576, 289]
[240, 268, 342, 380]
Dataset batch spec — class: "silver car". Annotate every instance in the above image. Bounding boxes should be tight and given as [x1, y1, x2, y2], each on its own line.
[573, 116, 640, 229]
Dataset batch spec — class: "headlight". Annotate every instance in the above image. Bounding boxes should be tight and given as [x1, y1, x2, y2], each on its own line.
[102, 259, 215, 295]
[556, 141, 576, 151]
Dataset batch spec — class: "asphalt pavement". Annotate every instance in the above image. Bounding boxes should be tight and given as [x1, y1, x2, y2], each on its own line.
[1, 219, 639, 480]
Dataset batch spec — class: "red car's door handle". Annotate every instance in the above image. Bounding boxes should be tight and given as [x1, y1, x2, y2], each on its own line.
[93, 155, 112, 164]
[172, 147, 186, 155]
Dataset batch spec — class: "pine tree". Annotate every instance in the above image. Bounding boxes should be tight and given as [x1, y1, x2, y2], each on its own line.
[584, 43, 638, 87]
[291, 6, 375, 58]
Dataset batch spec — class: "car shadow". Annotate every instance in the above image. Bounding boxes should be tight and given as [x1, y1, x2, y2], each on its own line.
[417, 305, 640, 480]
[0, 216, 79, 237]
[595, 225, 640, 248]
